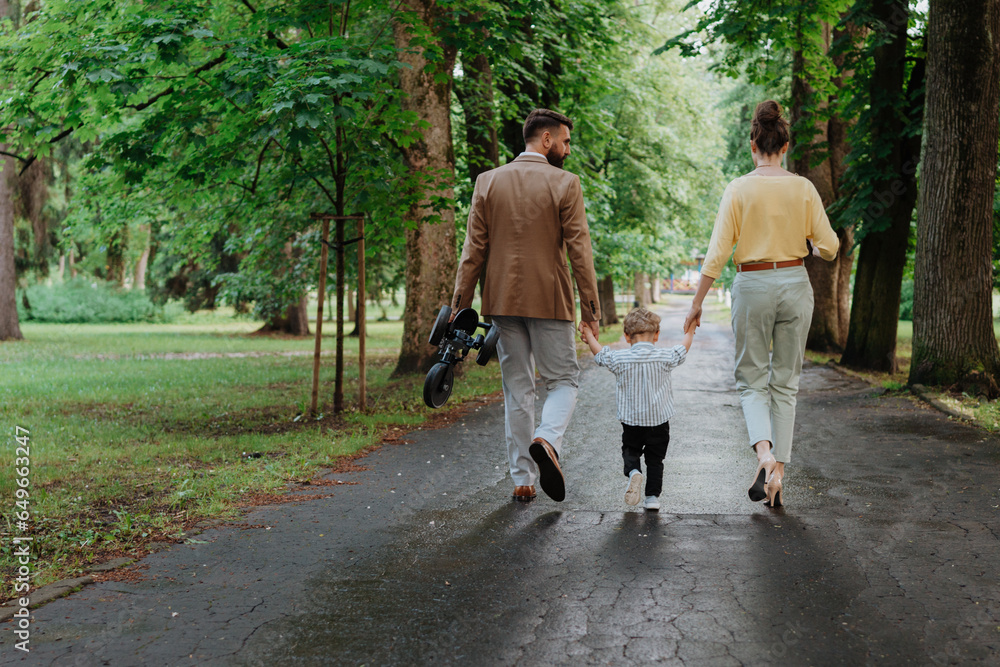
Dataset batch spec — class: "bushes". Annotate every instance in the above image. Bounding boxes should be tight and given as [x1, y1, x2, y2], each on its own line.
[17, 279, 171, 323]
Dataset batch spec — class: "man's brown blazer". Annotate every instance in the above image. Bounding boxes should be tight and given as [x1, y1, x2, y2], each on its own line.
[452, 154, 601, 322]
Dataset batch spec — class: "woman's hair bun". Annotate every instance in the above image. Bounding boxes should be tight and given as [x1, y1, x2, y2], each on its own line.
[750, 100, 789, 156]
[754, 100, 783, 125]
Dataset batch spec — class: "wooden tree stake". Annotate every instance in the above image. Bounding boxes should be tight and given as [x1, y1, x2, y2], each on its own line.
[310, 218, 330, 417]
[357, 216, 367, 411]
[335, 218, 345, 413]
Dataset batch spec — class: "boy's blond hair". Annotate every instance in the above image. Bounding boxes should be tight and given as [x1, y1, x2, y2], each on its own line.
[623, 307, 660, 337]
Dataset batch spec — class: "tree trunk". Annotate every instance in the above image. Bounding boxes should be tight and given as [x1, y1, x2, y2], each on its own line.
[349, 289, 362, 337]
[841, 0, 923, 372]
[0, 155, 22, 341]
[260, 239, 311, 335]
[262, 294, 311, 336]
[105, 223, 128, 287]
[287, 294, 311, 336]
[827, 89, 855, 350]
[133, 224, 150, 290]
[633, 272, 650, 308]
[0, 1, 22, 341]
[789, 22, 854, 353]
[392, 1, 459, 375]
[598, 275, 618, 325]
[834, 227, 853, 346]
[843, 222, 910, 371]
[650, 273, 661, 303]
[909, 0, 1000, 395]
[804, 228, 853, 351]
[16, 158, 49, 279]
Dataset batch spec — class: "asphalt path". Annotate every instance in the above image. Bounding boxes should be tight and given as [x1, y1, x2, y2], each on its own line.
[2, 299, 999, 666]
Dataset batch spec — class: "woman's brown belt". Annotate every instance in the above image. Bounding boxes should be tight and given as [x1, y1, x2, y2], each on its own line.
[736, 259, 805, 272]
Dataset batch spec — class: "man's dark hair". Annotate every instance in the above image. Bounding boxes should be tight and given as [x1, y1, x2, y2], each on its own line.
[522, 108, 573, 144]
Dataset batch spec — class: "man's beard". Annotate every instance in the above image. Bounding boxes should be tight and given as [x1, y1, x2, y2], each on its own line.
[545, 148, 565, 169]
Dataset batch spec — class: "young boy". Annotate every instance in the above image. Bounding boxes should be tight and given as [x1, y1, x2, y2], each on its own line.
[582, 307, 694, 511]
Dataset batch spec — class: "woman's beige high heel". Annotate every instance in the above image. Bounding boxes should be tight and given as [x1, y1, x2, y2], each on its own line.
[765, 471, 783, 508]
[748, 456, 775, 502]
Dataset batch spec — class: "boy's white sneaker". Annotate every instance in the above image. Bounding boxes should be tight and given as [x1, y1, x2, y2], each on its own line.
[643, 495, 660, 511]
[624, 470, 643, 506]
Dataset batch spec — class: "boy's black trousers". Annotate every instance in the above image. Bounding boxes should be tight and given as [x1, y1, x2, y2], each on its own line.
[621, 421, 670, 497]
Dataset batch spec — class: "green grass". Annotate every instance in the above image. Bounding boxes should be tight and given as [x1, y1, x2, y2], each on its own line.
[0, 309, 503, 595]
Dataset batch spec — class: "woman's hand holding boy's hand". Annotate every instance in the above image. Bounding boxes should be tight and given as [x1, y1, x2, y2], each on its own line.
[683, 304, 702, 334]
[681, 318, 696, 353]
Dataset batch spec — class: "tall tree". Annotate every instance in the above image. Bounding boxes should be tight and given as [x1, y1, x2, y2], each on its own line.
[839, 0, 924, 372]
[0, 153, 21, 341]
[0, 0, 22, 341]
[392, 0, 459, 374]
[790, 20, 855, 351]
[909, 0, 1000, 393]
[16, 158, 50, 278]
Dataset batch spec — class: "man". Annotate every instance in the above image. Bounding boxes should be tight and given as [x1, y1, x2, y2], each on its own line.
[451, 108, 601, 502]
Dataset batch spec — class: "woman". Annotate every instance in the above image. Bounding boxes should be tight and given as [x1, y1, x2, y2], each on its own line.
[684, 100, 839, 507]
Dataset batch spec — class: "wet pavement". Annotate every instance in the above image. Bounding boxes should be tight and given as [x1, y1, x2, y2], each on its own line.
[2, 300, 999, 666]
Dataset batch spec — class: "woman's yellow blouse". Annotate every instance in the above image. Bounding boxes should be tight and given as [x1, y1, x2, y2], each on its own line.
[701, 174, 840, 279]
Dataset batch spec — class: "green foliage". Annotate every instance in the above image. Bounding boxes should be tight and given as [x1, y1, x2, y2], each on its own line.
[660, 0, 849, 162]
[1, 0, 426, 321]
[480, 0, 728, 282]
[898, 279, 914, 321]
[4, 0, 733, 326]
[829, 1, 926, 242]
[16, 279, 171, 323]
[661, 0, 849, 84]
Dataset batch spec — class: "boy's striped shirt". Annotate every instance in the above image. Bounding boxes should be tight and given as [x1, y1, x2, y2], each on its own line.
[593, 342, 687, 426]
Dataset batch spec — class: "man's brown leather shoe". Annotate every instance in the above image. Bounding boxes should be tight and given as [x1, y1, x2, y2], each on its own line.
[529, 437, 565, 501]
[512, 485, 536, 501]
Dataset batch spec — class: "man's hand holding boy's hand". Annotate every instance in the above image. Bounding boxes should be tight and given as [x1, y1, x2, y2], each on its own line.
[580, 320, 603, 355]
[578, 320, 599, 338]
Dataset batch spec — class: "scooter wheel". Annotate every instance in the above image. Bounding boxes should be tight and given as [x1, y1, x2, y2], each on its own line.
[476, 324, 500, 366]
[428, 305, 452, 346]
[423, 362, 455, 408]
